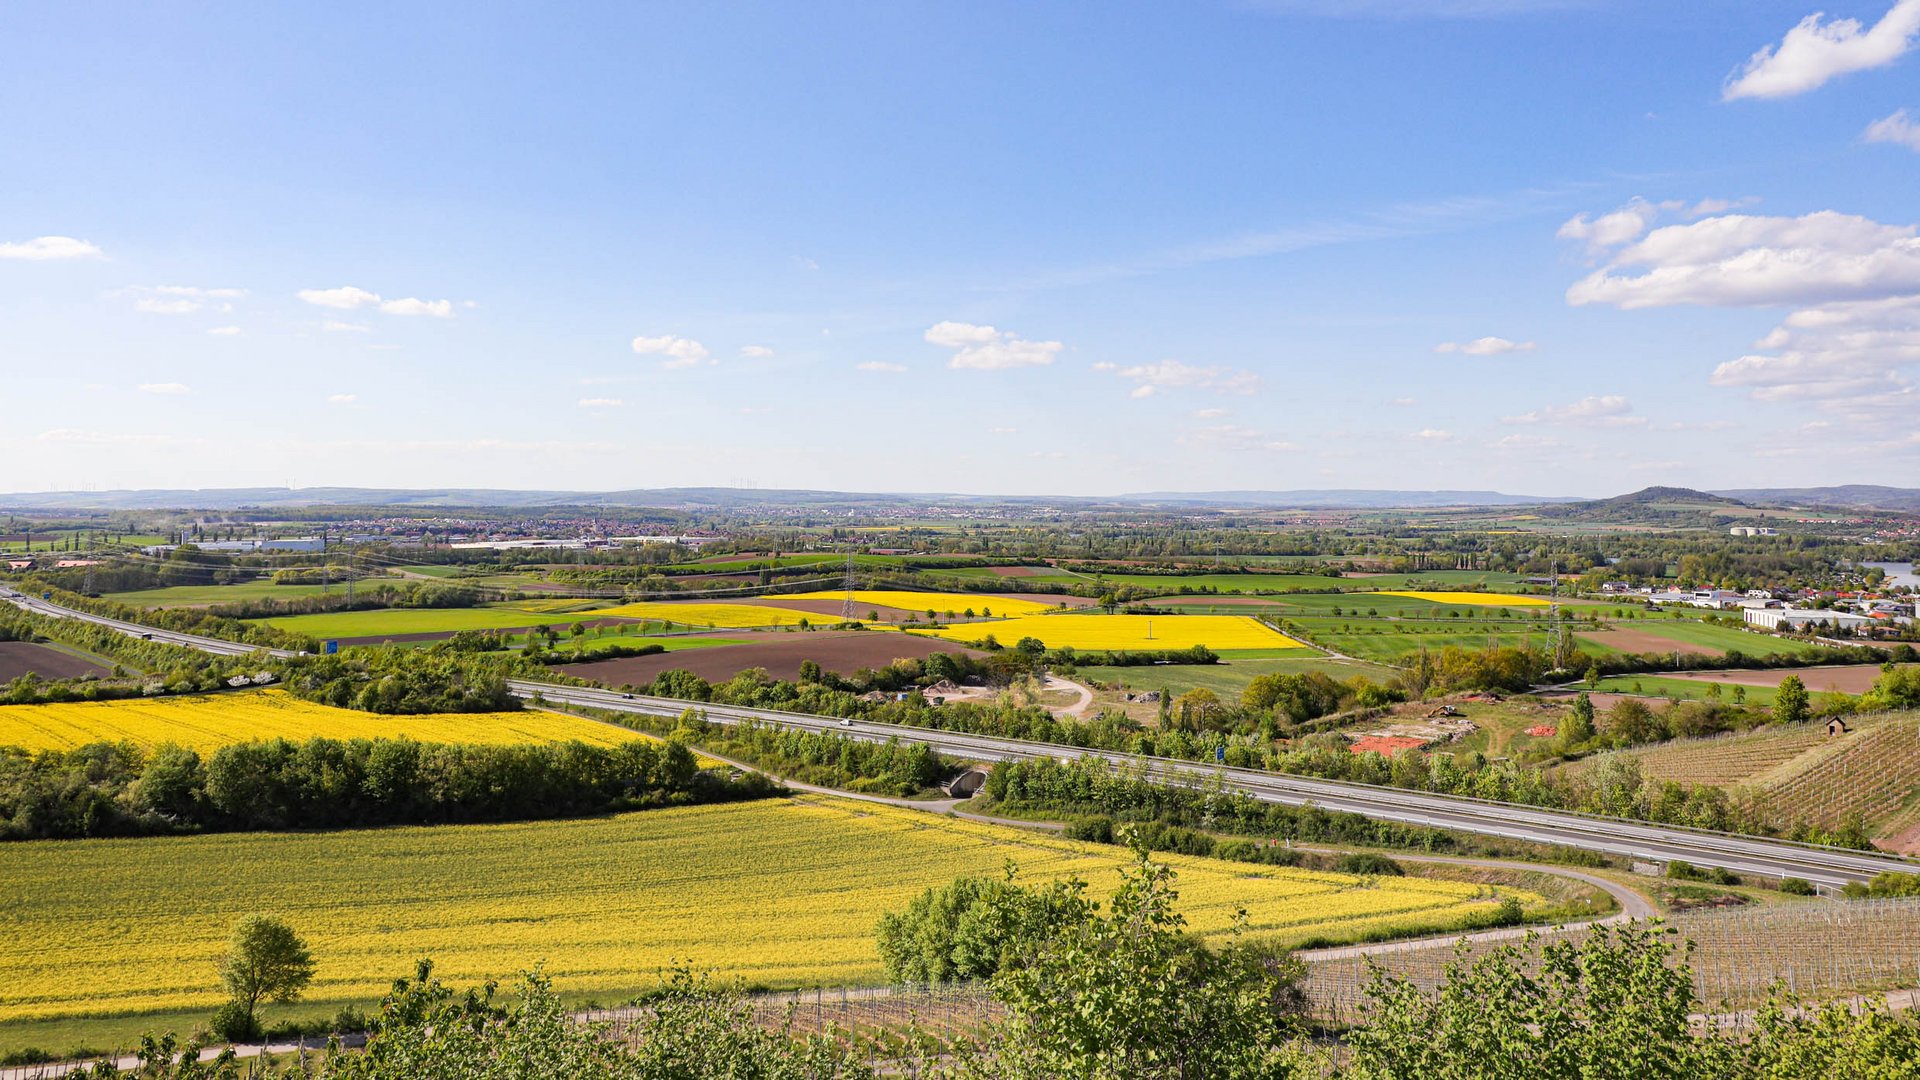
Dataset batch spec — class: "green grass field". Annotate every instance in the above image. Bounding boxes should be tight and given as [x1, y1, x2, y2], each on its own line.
[1589, 674, 1787, 704]
[257, 603, 631, 639]
[1280, 617, 1612, 665]
[104, 582, 352, 607]
[1075, 655, 1401, 699]
[1576, 620, 1824, 658]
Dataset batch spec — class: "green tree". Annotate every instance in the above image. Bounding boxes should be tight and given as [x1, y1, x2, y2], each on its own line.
[1775, 675, 1810, 725]
[217, 915, 314, 1037]
[1561, 692, 1596, 747]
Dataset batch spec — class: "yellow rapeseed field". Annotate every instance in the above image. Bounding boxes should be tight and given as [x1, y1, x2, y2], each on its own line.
[781, 591, 1066, 616]
[590, 601, 852, 628]
[1375, 591, 1552, 607]
[0, 690, 643, 753]
[910, 613, 1305, 651]
[0, 796, 1534, 1030]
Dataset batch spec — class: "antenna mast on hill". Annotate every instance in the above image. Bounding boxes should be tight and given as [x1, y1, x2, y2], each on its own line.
[842, 550, 856, 620]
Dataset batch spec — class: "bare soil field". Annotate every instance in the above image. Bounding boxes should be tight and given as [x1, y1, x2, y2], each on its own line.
[558, 631, 984, 685]
[1662, 664, 1906, 695]
[1577, 628, 1723, 657]
[0, 641, 110, 681]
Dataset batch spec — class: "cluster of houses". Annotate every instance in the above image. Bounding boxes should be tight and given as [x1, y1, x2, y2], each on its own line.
[1596, 583, 1914, 636]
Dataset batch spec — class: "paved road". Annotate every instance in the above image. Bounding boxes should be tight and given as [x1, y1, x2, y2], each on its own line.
[5, 587, 1909, 889]
[0, 587, 299, 659]
[517, 680, 1918, 890]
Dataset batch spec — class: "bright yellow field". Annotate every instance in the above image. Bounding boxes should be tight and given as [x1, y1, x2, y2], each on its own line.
[590, 601, 851, 628]
[781, 590, 1066, 616]
[0, 690, 643, 753]
[0, 796, 1534, 1030]
[910, 613, 1305, 651]
[1376, 591, 1552, 607]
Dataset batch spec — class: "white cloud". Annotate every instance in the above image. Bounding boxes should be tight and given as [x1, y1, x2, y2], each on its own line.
[298, 286, 451, 318]
[327, 393, 358, 405]
[1564, 203, 1920, 418]
[1565, 210, 1920, 309]
[1557, 197, 1662, 251]
[124, 284, 245, 315]
[1503, 394, 1647, 427]
[925, 321, 1063, 370]
[578, 397, 624, 408]
[322, 320, 370, 333]
[856, 361, 907, 373]
[1389, 397, 1417, 407]
[298, 286, 383, 310]
[1434, 336, 1536, 355]
[138, 382, 191, 396]
[1191, 407, 1231, 419]
[1723, 0, 1920, 100]
[1408, 428, 1455, 441]
[378, 297, 454, 318]
[631, 334, 712, 368]
[740, 345, 775, 358]
[207, 326, 242, 336]
[988, 426, 1018, 434]
[1101, 359, 1264, 397]
[1490, 433, 1560, 449]
[0, 235, 102, 260]
[1865, 107, 1920, 150]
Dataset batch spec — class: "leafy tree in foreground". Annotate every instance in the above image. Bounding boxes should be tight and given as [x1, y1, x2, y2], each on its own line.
[1774, 674, 1810, 725]
[215, 915, 314, 1040]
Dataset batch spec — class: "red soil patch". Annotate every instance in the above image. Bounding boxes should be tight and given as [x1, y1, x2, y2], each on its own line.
[1662, 664, 1908, 696]
[1524, 725, 1558, 738]
[1349, 735, 1426, 756]
[0, 641, 111, 680]
[1578, 629, 1724, 658]
[557, 631, 985, 686]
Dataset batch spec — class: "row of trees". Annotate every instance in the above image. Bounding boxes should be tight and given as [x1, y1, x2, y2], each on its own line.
[0, 734, 772, 840]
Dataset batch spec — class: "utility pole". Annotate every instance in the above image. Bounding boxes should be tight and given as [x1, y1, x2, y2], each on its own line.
[841, 550, 856, 620]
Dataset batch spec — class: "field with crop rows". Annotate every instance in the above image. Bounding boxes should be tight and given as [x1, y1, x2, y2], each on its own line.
[591, 601, 853, 628]
[0, 795, 1536, 1047]
[912, 613, 1304, 651]
[1742, 714, 1920, 833]
[104, 582, 347, 608]
[0, 690, 642, 753]
[256, 604, 616, 639]
[778, 590, 1067, 616]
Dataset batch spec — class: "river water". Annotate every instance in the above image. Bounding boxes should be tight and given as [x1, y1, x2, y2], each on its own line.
[1862, 561, 1920, 588]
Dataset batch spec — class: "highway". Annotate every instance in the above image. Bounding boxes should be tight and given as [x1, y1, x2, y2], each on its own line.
[6, 586, 1912, 888]
[514, 680, 1919, 890]
[0, 586, 299, 659]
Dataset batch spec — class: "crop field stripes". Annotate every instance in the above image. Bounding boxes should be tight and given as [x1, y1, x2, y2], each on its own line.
[1742, 714, 1920, 832]
[1300, 897, 1920, 1024]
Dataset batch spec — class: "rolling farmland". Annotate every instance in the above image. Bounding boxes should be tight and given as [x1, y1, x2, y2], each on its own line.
[0, 690, 644, 753]
[0, 795, 1537, 1046]
[256, 604, 624, 639]
[910, 613, 1306, 651]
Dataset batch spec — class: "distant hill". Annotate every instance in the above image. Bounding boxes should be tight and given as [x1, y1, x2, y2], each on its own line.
[0, 486, 1579, 512]
[1714, 485, 1920, 512]
[1534, 487, 1752, 525]
[1116, 489, 1577, 508]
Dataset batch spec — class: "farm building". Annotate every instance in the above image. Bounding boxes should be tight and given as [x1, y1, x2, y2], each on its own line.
[1742, 608, 1878, 632]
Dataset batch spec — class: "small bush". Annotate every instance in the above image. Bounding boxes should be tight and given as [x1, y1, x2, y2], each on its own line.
[1336, 852, 1405, 877]
[1063, 815, 1114, 843]
[1778, 877, 1816, 896]
[210, 1000, 262, 1043]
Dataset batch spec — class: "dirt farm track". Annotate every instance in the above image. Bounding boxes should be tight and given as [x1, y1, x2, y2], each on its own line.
[0, 641, 110, 681]
[559, 631, 985, 685]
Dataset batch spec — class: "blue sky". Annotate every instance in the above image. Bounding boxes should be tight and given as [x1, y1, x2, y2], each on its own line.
[3, 0, 1918, 497]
